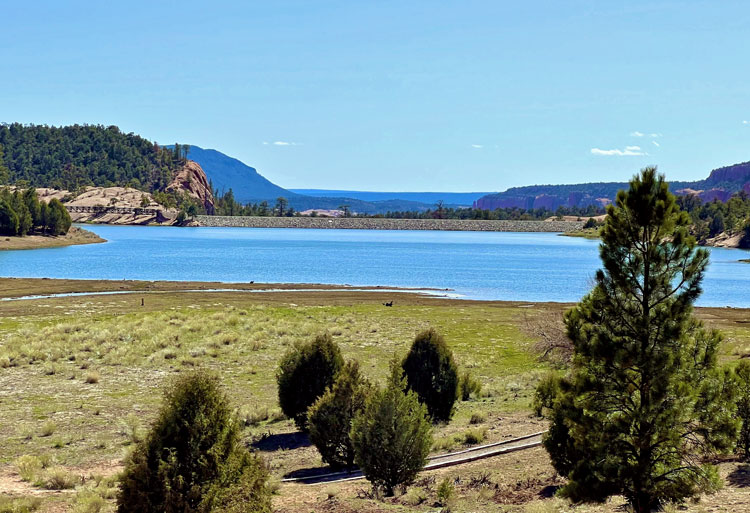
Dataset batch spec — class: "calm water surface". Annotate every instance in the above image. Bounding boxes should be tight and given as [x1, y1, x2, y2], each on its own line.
[1, 224, 749, 306]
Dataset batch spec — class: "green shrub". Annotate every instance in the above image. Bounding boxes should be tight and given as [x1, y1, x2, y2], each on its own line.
[276, 333, 343, 430]
[0, 497, 42, 513]
[43, 467, 77, 490]
[351, 361, 432, 496]
[735, 360, 750, 458]
[436, 477, 455, 506]
[401, 487, 428, 506]
[308, 360, 371, 468]
[14, 455, 42, 483]
[402, 329, 459, 422]
[117, 371, 271, 513]
[40, 421, 56, 437]
[458, 370, 482, 401]
[72, 490, 107, 513]
[532, 372, 562, 417]
[459, 427, 486, 445]
[469, 412, 486, 425]
[203, 457, 273, 513]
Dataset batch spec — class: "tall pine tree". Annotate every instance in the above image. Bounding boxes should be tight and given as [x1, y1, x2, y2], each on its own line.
[539, 168, 737, 512]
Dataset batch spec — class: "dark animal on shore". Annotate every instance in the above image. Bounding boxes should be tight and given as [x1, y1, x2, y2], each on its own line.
[383, 301, 393, 307]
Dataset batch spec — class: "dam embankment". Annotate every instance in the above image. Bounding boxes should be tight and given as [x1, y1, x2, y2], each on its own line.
[194, 216, 585, 232]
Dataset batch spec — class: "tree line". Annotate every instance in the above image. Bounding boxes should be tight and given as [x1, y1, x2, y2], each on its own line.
[0, 187, 71, 236]
[0, 124, 187, 192]
[210, 187, 605, 220]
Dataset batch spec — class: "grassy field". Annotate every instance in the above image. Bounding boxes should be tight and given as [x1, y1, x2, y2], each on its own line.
[1, 278, 749, 512]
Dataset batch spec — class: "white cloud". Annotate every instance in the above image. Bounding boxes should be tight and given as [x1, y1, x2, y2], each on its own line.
[631, 131, 662, 138]
[652, 141, 660, 147]
[591, 146, 647, 156]
[263, 141, 300, 146]
[744, 120, 749, 125]
[471, 144, 483, 148]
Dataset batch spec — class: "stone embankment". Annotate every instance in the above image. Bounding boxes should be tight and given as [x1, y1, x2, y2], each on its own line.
[195, 216, 585, 232]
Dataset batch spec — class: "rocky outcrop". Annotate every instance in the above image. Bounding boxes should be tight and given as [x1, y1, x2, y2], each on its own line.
[705, 161, 750, 186]
[35, 187, 178, 225]
[166, 160, 215, 214]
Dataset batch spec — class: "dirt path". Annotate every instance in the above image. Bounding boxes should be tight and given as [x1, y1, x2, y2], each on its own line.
[281, 431, 546, 485]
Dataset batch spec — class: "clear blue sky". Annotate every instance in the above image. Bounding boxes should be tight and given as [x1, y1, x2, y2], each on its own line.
[1, 1, 748, 191]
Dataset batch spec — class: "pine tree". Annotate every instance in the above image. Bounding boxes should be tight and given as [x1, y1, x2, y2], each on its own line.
[0, 199, 19, 235]
[402, 328, 459, 422]
[307, 360, 371, 468]
[276, 333, 344, 430]
[117, 372, 271, 513]
[734, 360, 750, 458]
[539, 168, 738, 512]
[350, 360, 432, 496]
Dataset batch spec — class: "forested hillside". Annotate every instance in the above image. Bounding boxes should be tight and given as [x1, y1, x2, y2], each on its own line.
[0, 123, 186, 191]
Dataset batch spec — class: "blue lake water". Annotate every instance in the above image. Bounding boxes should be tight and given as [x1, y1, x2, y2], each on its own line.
[1, 224, 749, 306]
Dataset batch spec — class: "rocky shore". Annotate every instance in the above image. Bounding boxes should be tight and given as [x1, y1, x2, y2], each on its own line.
[195, 216, 585, 232]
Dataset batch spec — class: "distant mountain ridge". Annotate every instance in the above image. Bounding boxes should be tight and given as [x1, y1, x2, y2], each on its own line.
[289, 189, 490, 207]
[182, 146, 436, 214]
[474, 161, 750, 211]
[181, 146, 291, 202]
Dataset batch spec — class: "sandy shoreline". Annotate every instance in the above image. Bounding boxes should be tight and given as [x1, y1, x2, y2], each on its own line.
[0, 226, 105, 251]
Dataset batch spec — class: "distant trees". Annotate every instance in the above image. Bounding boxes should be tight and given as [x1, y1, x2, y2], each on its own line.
[402, 328, 459, 422]
[275, 197, 288, 217]
[0, 188, 71, 236]
[117, 372, 271, 513]
[351, 361, 432, 496]
[276, 333, 344, 430]
[678, 192, 750, 241]
[537, 168, 738, 513]
[434, 200, 445, 219]
[709, 211, 725, 237]
[307, 361, 371, 468]
[0, 143, 9, 184]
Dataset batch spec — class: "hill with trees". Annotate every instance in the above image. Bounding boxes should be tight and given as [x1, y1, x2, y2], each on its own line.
[0, 123, 188, 191]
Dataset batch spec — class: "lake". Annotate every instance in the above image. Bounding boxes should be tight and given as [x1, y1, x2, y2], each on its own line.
[1, 224, 749, 306]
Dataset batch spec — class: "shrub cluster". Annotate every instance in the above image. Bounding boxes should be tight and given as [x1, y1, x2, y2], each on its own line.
[284, 329, 468, 495]
[0, 188, 70, 236]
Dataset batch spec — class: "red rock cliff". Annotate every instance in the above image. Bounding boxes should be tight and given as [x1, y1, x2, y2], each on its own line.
[167, 160, 215, 214]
